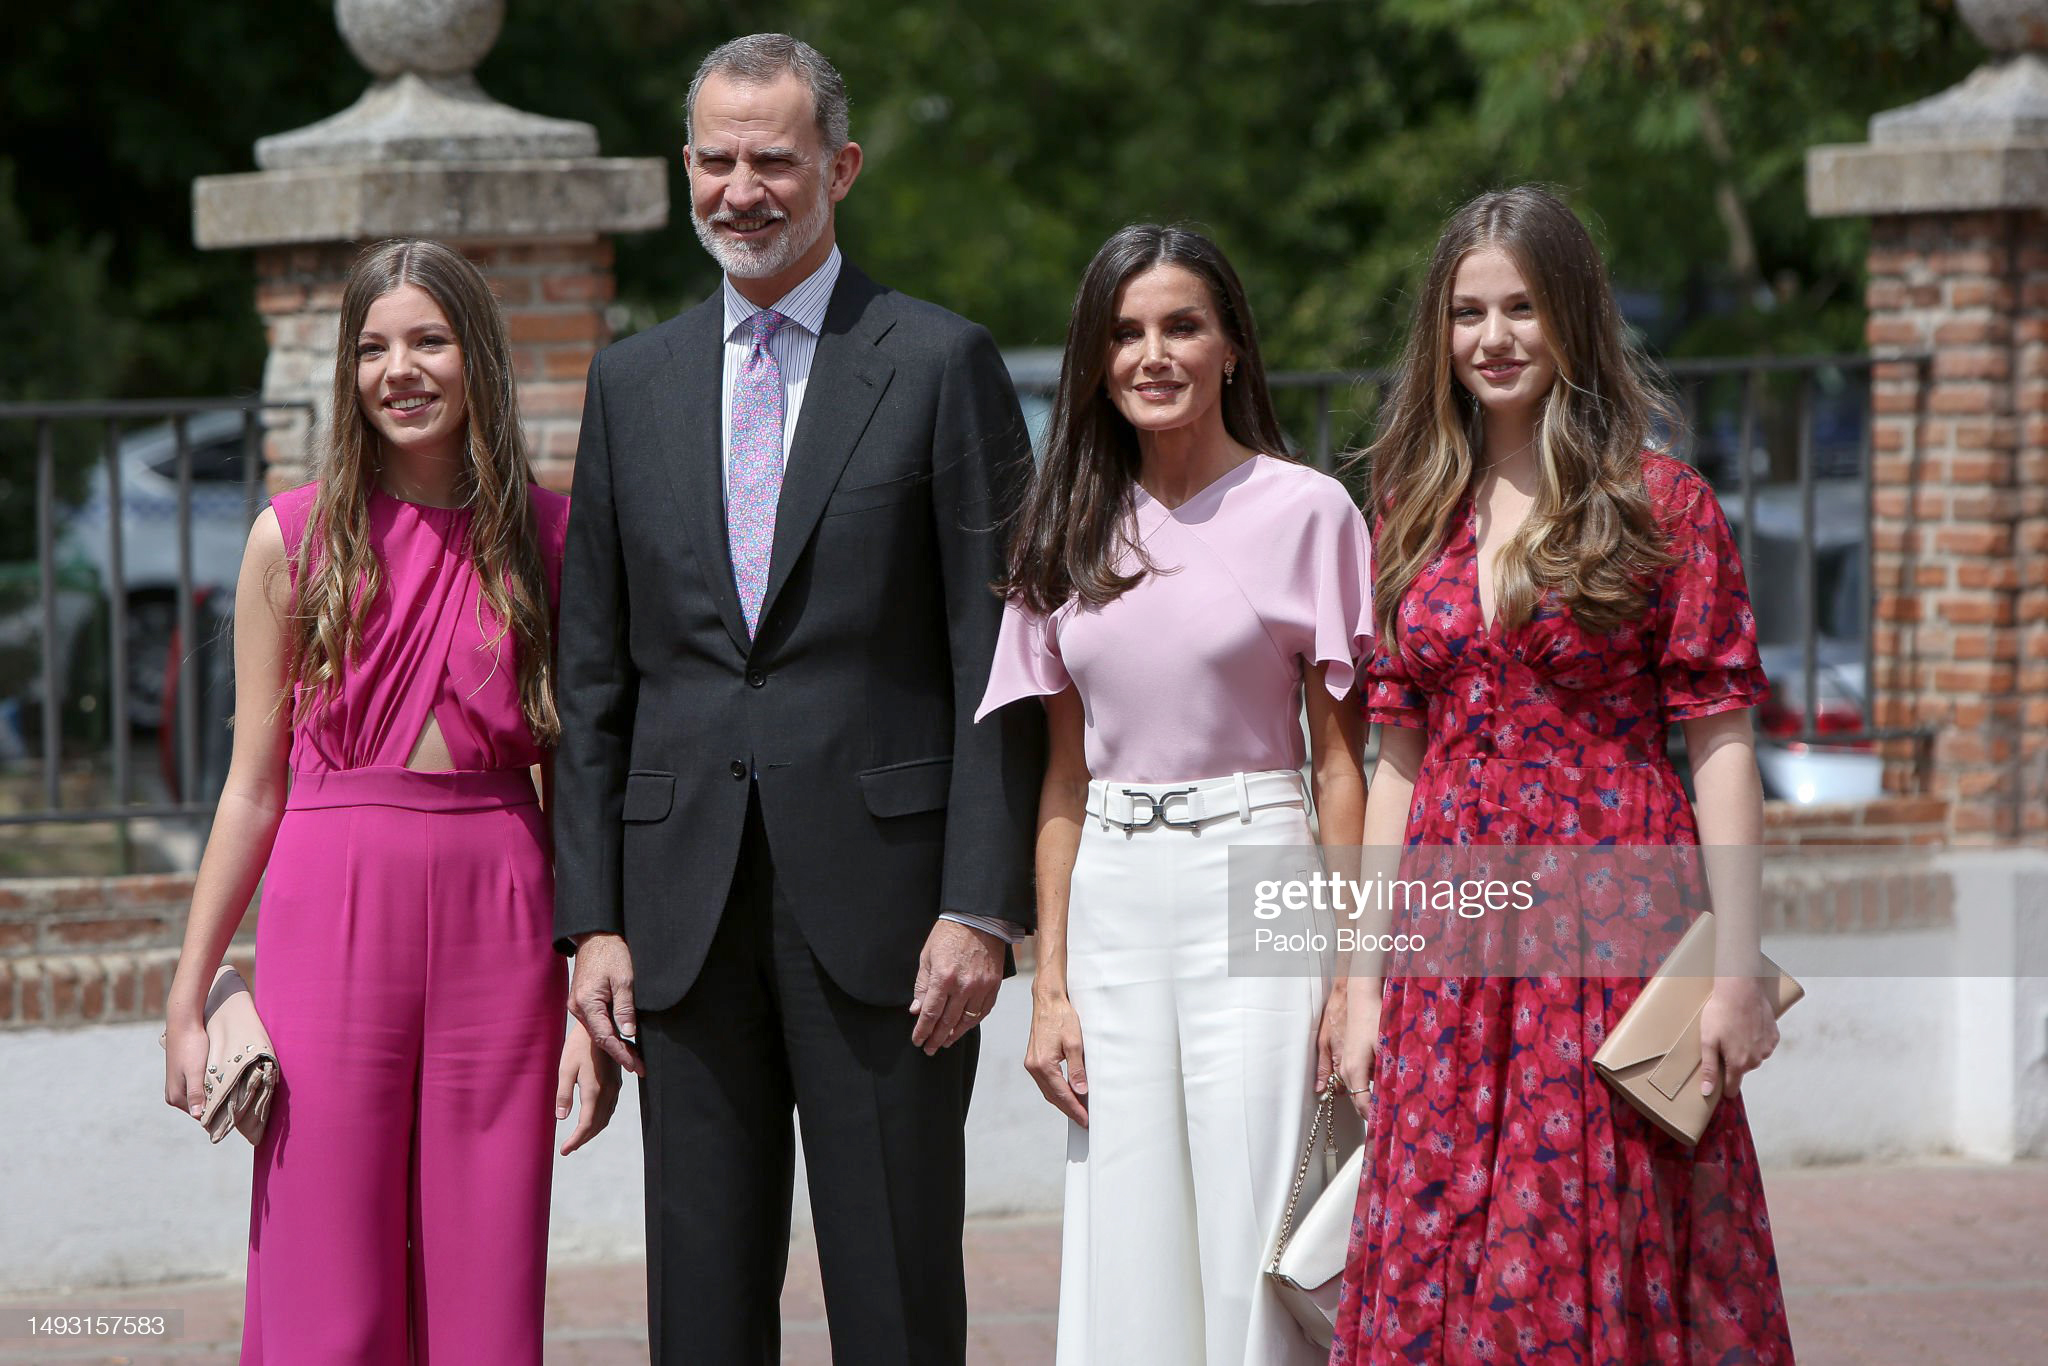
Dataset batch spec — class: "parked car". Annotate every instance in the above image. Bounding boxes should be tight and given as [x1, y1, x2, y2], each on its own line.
[0, 557, 107, 753]
[1001, 347, 1060, 452]
[55, 409, 267, 728]
[1718, 478, 1882, 804]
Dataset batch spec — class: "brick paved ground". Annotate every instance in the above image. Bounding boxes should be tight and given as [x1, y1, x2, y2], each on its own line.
[4, 1162, 2042, 1364]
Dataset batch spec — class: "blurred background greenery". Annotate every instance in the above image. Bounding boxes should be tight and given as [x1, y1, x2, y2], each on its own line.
[2, 0, 1978, 409]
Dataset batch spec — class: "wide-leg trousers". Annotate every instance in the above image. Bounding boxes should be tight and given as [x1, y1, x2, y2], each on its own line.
[1056, 776, 1330, 1366]
[244, 768, 564, 1365]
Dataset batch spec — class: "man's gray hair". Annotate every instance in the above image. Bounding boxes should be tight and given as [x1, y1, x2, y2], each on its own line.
[687, 33, 850, 154]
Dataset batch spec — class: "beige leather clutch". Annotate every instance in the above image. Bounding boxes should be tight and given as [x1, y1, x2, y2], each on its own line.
[199, 965, 279, 1146]
[1591, 912, 1802, 1145]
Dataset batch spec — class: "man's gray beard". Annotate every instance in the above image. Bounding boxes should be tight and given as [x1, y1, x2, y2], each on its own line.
[692, 178, 832, 281]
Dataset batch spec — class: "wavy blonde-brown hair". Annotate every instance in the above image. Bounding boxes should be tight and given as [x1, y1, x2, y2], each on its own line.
[283, 238, 559, 746]
[1366, 186, 1675, 644]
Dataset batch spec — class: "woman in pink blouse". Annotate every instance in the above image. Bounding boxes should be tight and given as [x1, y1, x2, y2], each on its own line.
[978, 224, 1373, 1365]
[162, 239, 617, 1363]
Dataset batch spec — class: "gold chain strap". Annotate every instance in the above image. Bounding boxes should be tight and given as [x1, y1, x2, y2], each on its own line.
[1267, 1071, 1350, 1271]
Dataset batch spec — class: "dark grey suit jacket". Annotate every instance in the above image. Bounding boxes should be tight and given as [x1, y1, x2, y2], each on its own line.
[552, 262, 1045, 1010]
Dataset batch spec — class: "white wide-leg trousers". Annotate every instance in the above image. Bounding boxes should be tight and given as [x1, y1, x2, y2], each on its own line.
[1054, 774, 1330, 1366]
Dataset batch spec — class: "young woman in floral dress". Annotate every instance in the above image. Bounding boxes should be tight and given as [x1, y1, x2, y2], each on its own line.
[1329, 186, 1795, 1365]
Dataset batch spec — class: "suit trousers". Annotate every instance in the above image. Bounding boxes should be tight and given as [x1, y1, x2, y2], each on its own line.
[1056, 778, 1330, 1366]
[637, 787, 978, 1365]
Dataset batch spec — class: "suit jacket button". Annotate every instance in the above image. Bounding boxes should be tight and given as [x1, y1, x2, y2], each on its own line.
[729, 760, 747, 779]
[747, 670, 766, 688]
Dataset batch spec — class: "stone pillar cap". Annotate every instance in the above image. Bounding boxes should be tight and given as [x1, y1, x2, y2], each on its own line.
[194, 158, 668, 249]
[256, 72, 599, 170]
[1870, 52, 2048, 144]
[1809, 0, 2048, 216]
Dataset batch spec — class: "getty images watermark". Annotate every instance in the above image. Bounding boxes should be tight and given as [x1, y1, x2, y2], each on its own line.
[1223, 843, 2013, 979]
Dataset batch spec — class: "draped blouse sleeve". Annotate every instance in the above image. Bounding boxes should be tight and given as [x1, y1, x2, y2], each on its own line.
[1299, 480, 1376, 700]
[975, 596, 1073, 721]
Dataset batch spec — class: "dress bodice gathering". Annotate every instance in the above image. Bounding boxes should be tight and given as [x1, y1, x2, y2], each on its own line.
[1365, 454, 1768, 845]
[271, 483, 570, 776]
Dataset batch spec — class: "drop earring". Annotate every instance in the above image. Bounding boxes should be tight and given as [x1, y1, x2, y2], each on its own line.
[1223, 358, 1237, 385]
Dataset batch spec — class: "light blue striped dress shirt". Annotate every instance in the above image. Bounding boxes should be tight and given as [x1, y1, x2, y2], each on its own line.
[718, 250, 1025, 947]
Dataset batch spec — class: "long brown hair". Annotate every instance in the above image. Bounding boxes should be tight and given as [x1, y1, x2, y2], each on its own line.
[284, 238, 560, 746]
[1001, 224, 1291, 614]
[1366, 186, 1675, 642]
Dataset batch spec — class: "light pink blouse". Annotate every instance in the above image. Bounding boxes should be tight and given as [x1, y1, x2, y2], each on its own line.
[272, 483, 570, 775]
[976, 455, 1373, 782]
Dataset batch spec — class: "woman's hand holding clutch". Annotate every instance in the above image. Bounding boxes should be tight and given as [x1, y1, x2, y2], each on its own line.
[163, 1016, 210, 1119]
[1699, 976, 1780, 1100]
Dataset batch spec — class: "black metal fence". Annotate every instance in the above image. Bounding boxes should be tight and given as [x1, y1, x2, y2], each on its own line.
[0, 399, 303, 854]
[0, 355, 1932, 846]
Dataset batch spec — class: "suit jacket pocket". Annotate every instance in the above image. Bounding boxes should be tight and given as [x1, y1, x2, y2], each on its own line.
[621, 770, 675, 823]
[824, 471, 930, 517]
[858, 756, 953, 818]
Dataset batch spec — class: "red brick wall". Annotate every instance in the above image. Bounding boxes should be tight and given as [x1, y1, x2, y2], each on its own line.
[1762, 795, 1951, 847]
[0, 846, 1953, 1028]
[0, 874, 255, 1029]
[1864, 211, 2047, 842]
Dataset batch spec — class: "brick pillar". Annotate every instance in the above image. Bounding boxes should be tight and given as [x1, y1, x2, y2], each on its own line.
[1809, 7, 2048, 844]
[249, 237, 618, 493]
[1860, 212, 2044, 841]
[2025, 234, 2048, 844]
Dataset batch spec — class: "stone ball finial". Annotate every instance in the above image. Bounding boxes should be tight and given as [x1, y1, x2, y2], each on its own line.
[338, 0, 505, 79]
[1960, 0, 2048, 54]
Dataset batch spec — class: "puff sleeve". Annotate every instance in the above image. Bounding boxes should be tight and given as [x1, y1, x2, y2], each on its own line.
[1651, 460, 1770, 721]
[975, 596, 1073, 721]
[1361, 516, 1427, 729]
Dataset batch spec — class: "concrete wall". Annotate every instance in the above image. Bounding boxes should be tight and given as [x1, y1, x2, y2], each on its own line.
[6, 851, 2043, 1293]
[0, 970, 1062, 1292]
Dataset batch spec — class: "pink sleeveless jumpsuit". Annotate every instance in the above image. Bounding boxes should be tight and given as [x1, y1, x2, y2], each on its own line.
[243, 483, 571, 1364]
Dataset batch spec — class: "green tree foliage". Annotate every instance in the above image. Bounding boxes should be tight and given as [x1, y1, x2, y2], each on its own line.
[3, 0, 1983, 415]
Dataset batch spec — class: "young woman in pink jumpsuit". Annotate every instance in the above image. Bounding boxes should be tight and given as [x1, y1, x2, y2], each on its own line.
[163, 238, 619, 1363]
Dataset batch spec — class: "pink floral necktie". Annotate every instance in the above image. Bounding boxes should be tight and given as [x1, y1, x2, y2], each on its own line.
[727, 308, 788, 637]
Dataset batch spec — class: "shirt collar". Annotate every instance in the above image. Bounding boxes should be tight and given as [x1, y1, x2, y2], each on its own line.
[722, 244, 842, 342]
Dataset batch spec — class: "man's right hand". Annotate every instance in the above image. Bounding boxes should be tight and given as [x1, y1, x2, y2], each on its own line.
[569, 932, 645, 1076]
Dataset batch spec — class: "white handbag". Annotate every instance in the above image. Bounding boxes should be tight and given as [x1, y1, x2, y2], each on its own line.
[1266, 1076, 1367, 1347]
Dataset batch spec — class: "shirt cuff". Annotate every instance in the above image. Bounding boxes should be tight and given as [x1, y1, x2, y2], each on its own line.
[939, 911, 1027, 945]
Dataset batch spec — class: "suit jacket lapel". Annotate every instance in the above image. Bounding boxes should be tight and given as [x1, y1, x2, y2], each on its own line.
[657, 300, 753, 654]
[756, 266, 895, 634]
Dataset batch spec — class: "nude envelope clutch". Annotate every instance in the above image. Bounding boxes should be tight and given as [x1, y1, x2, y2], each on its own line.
[1591, 911, 1803, 1146]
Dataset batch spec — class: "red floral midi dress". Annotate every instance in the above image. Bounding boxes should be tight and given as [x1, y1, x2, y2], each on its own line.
[1328, 456, 1797, 1365]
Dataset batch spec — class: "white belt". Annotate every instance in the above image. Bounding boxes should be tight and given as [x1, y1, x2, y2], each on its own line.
[1086, 770, 1306, 832]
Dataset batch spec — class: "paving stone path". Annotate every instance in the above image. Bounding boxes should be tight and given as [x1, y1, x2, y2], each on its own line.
[4, 1162, 2042, 1364]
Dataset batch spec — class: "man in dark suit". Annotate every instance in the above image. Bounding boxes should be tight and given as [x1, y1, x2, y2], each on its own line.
[552, 32, 1044, 1366]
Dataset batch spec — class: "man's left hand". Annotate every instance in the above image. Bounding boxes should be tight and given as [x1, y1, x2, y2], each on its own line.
[909, 921, 1003, 1055]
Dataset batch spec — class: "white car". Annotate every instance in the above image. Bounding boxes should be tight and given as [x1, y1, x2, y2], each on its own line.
[1721, 479, 1882, 804]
